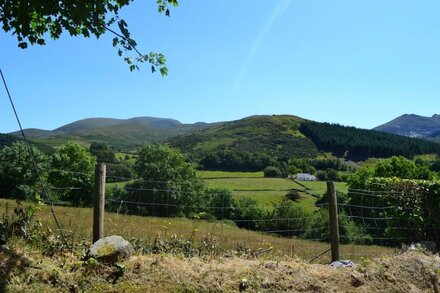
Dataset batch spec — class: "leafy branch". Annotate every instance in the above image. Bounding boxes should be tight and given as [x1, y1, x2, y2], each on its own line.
[0, 0, 179, 75]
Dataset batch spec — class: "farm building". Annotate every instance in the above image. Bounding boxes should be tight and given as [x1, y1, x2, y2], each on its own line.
[295, 173, 317, 181]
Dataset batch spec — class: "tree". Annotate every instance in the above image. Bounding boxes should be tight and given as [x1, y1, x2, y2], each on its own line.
[0, 141, 48, 200]
[204, 188, 235, 220]
[89, 142, 117, 163]
[48, 142, 96, 206]
[263, 166, 283, 178]
[0, 0, 178, 74]
[121, 144, 204, 217]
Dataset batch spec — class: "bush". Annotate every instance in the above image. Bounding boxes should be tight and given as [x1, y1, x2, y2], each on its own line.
[347, 177, 440, 245]
[266, 198, 310, 236]
[232, 197, 268, 230]
[263, 166, 283, 178]
[316, 170, 327, 181]
[203, 188, 235, 220]
[89, 142, 118, 163]
[106, 163, 134, 182]
[303, 209, 372, 244]
[326, 169, 341, 181]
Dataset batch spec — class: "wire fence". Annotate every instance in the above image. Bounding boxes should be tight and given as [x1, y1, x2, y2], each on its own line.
[3, 167, 438, 263]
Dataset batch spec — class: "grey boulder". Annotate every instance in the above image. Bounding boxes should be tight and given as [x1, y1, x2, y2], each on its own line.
[87, 235, 134, 263]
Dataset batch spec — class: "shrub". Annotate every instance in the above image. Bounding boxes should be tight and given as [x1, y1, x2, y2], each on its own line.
[303, 209, 372, 245]
[106, 163, 134, 182]
[203, 188, 235, 220]
[232, 197, 268, 230]
[263, 166, 283, 178]
[316, 170, 327, 181]
[267, 198, 310, 236]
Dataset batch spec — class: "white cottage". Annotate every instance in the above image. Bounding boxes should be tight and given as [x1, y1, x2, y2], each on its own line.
[295, 173, 317, 181]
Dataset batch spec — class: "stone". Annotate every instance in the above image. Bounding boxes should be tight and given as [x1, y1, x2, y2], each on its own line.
[402, 241, 437, 253]
[87, 235, 134, 263]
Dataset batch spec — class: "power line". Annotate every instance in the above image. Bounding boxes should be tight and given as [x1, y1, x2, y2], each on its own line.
[0, 68, 66, 243]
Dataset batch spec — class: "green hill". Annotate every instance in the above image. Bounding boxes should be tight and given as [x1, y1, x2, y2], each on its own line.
[9, 114, 440, 161]
[10, 117, 218, 148]
[168, 115, 319, 159]
[168, 115, 440, 162]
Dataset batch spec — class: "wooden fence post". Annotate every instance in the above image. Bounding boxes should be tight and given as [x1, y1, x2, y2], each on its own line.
[327, 181, 340, 262]
[93, 163, 106, 243]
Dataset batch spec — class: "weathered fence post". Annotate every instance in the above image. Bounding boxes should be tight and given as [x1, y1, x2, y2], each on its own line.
[327, 181, 340, 262]
[93, 163, 106, 243]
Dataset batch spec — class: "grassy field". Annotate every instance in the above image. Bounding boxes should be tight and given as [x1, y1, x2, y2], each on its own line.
[0, 198, 396, 263]
[105, 171, 347, 212]
[200, 171, 348, 211]
[114, 152, 138, 164]
[198, 170, 264, 178]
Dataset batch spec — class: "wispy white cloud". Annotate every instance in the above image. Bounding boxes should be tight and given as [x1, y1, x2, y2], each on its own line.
[230, 0, 292, 97]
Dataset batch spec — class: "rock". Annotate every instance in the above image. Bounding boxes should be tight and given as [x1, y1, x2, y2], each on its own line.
[350, 273, 365, 287]
[264, 261, 277, 270]
[402, 241, 437, 253]
[87, 235, 134, 263]
[329, 260, 354, 268]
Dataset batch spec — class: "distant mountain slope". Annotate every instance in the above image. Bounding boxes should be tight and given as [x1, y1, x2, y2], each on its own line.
[54, 118, 125, 133]
[0, 133, 54, 154]
[374, 114, 440, 139]
[169, 115, 440, 161]
[10, 117, 218, 148]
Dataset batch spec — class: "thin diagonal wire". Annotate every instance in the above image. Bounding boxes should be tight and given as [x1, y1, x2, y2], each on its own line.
[0, 68, 65, 243]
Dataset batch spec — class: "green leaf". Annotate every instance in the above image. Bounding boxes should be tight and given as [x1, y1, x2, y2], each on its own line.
[160, 67, 168, 76]
[18, 42, 28, 49]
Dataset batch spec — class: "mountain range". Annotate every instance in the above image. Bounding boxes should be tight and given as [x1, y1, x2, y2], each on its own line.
[9, 117, 218, 148]
[6, 114, 440, 161]
[374, 114, 440, 141]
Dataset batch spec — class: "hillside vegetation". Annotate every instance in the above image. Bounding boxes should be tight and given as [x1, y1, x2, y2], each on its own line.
[168, 115, 318, 159]
[0, 133, 54, 154]
[9, 114, 440, 161]
[300, 121, 440, 160]
[169, 115, 440, 162]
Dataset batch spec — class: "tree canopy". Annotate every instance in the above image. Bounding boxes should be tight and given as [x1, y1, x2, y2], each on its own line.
[0, 141, 47, 200]
[48, 142, 96, 205]
[120, 144, 204, 217]
[0, 0, 178, 74]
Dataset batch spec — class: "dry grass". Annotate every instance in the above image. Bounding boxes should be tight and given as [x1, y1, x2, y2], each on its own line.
[0, 198, 396, 263]
[1, 243, 438, 293]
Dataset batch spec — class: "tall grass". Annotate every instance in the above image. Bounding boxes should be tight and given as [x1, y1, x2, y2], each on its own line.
[0, 198, 396, 263]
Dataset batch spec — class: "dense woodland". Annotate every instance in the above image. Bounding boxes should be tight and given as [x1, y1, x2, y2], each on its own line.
[299, 121, 440, 160]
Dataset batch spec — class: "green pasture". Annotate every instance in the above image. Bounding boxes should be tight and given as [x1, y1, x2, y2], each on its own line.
[200, 171, 349, 212]
[104, 170, 348, 212]
[197, 170, 263, 178]
[115, 152, 138, 164]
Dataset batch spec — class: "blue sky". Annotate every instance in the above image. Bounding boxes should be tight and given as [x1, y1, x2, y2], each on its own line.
[1, 0, 440, 133]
